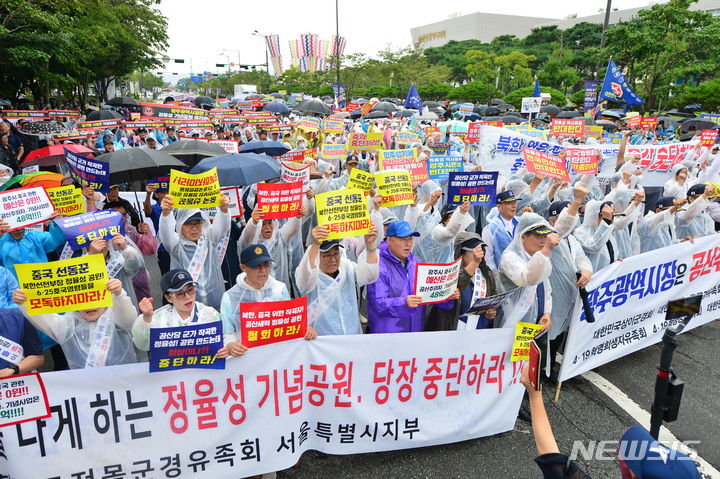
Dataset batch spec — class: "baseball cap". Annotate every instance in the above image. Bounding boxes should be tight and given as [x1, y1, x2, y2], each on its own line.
[526, 224, 555, 236]
[240, 243, 274, 267]
[655, 197, 675, 211]
[161, 269, 196, 294]
[386, 221, 420, 238]
[183, 212, 204, 224]
[496, 190, 517, 204]
[460, 236, 484, 251]
[548, 200, 570, 218]
[319, 240, 344, 253]
[687, 183, 706, 197]
[440, 204, 457, 218]
[346, 156, 359, 164]
[617, 425, 700, 479]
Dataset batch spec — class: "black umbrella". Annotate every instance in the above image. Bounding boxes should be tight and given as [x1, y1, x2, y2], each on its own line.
[295, 99, 332, 116]
[193, 96, 214, 108]
[540, 105, 561, 115]
[162, 140, 228, 168]
[679, 132, 697, 142]
[430, 107, 446, 115]
[595, 120, 619, 131]
[501, 115, 525, 124]
[107, 97, 138, 107]
[680, 103, 703, 113]
[20, 121, 68, 135]
[473, 105, 487, 114]
[246, 94, 263, 99]
[680, 119, 718, 132]
[482, 116, 505, 123]
[665, 109, 695, 119]
[363, 110, 390, 119]
[96, 149, 186, 184]
[560, 106, 576, 111]
[532, 118, 550, 126]
[371, 101, 399, 113]
[483, 107, 501, 117]
[189, 153, 280, 187]
[599, 110, 623, 119]
[656, 116, 679, 129]
[490, 98, 505, 106]
[422, 101, 440, 108]
[240, 140, 290, 157]
[555, 110, 582, 119]
[261, 101, 290, 114]
[394, 110, 416, 118]
[580, 117, 596, 125]
[86, 110, 123, 121]
[349, 109, 362, 119]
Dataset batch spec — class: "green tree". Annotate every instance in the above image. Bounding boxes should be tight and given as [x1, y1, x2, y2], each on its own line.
[465, 50, 535, 94]
[504, 86, 568, 108]
[447, 81, 497, 103]
[537, 48, 580, 94]
[673, 78, 720, 111]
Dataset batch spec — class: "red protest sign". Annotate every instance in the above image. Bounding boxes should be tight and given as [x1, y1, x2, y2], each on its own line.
[467, 122, 482, 143]
[256, 181, 303, 219]
[479, 120, 504, 128]
[76, 119, 123, 132]
[425, 126, 440, 136]
[565, 148, 600, 175]
[346, 102, 359, 111]
[239, 297, 307, 347]
[522, 147, 570, 181]
[700, 129, 718, 147]
[640, 116, 657, 130]
[278, 148, 316, 162]
[550, 119, 584, 138]
[626, 115, 641, 128]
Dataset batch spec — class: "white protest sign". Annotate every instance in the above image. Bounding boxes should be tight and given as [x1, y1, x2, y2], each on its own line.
[0, 373, 51, 427]
[3, 330, 524, 477]
[281, 162, 311, 192]
[0, 186, 55, 231]
[414, 258, 462, 305]
[521, 97, 542, 113]
[200, 187, 242, 220]
[560, 235, 720, 381]
[209, 139, 239, 154]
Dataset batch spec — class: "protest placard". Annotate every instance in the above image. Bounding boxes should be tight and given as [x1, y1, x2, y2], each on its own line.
[639, 116, 658, 130]
[320, 143, 347, 160]
[208, 139, 239, 154]
[76, 119, 123, 132]
[458, 103, 473, 114]
[122, 120, 165, 130]
[278, 148, 316, 162]
[347, 169, 375, 194]
[626, 114, 641, 128]
[46, 109, 80, 118]
[582, 125, 604, 138]
[700, 129, 718, 147]
[479, 120, 503, 128]
[447, 171, 498, 205]
[377, 149, 429, 186]
[322, 115, 344, 134]
[0, 373, 51, 427]
[429, 142, 447, 154]
[64, 148, 110, 193]
[147, 175, 170, 190]
[375, 170, 414, 207]
[510, 322, 544, 361]
[54, 210, 125, 250]
[15, 254, 111, 315]
[139, 102, 208, 120]
[347, 132, 382, 149]
[149, 321, 225, 373]
[46, 185, 85, 216]
[414, 258, 462, 305]
[566, 148, 600, 174]
[467, 122, 483, 143]
[522, 147, 570, 181]
[605, 132, 623, 143]
[0, 186, 54, 232]
[281, 162, 310, 192]
[427, 156, 464, 180]
[256, 181, 303, 220]
[395, 132, 422, 146]
[315, 188, 371, 240]
[240, 297, 308, 347]
[550, 119, 584, 138]
[521, 97, 542, 113]
[296, 117, 321, 132]
[169, 168, 221, 208]
[199, 187, 242, 220]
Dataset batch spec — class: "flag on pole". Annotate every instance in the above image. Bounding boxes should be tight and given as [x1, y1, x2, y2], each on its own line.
[404, 84, 422, 110]
[533, 79, 541, 98]
[598, 59, 644, 105]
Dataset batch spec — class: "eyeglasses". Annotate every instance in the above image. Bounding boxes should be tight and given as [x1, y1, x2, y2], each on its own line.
[169, 285, 196, 298]
[183, 221, 203, 229]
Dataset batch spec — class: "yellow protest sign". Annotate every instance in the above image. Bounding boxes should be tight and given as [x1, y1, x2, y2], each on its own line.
[169, 167, 221, 209]
[510, 322, 544, 361]
[347, 169, 374, 195]
[320, 143, 347, 160]
[46, 185, 86, 216]
[315, 188, 371, 240]
[15, 254, 112, 315]
[375, 170, 414, 207]
[347, 132, 383, 150]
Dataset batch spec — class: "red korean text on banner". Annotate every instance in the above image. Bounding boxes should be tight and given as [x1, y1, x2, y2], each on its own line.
[256, 181, 303, 220]
[522, 147, 570, 182]
[565, 148, 600, 175]
[467, 122, 482, 143]
[479, 120, 504, 128]
[0, 186, 55, 232]
[626, 115, 641, 129]
[240, 296, 307, 347]
[550, 119, 584, 138]
[278, 148, 316, 162]
[639, 116, 657, 130]
[700, 129, 718, 147]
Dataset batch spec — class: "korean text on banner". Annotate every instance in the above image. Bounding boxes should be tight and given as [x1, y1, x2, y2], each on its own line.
[347, 169, 374, 194]
[15, 254, 111, 315]
[510, 322, 543, 361]
[296, 117, 321, 132]
[347, 132, 382, 150]
[559, 234, 720, 381]
[447, 172, 498, 205]
[522, 147, 570, 182]
[63, 148, 110, 193]
[1, 329, 523, 477]
[639, 116, 657, 130]
[0, 186, 54, 232]
[0, 373, 51, 427]
[46, 186, 85, 216]
[550, 119, 584, 138]
[396, 132, 421, 146]
[320, 143, 347, 160]
[149, 321, 225, 373]
[54, 210, 125, 250]
[375, 170, 414, 207]
[521, 97, 542, 114]
[427, 156, 464, 180]
[148, 175, 170, 191]
[467, 123, 482, 143]
[378, 149, 428, 186]
[414, 258, 461, 305]
[323, 116, 344, 134]
[626, 114, 641, 129]
[200, 187, 243, 220]
[582, 125, 603, 139]
[315, 188, 371, 240]
[256, 181, 303, 220]
[566, 148, 600, 174]
[700, 129, 718, 147]
[240, 297, 308, 347]
[279, 148, 317, 163]
[281, 162, 310, 192]
[208, 139, 239, 154]
[169, 167, 221, 209]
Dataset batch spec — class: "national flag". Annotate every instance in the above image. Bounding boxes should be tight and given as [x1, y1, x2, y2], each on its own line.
[598, 59, 644, 105]
[533, 79, 541, 98]
[404, 84, 422, 110]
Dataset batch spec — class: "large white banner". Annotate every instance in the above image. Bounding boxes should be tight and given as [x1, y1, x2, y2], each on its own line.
[559, 235, 720, 381]
[1, 330, 524, 478]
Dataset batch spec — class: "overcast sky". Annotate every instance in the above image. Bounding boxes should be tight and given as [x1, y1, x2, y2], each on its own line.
[156, 0, 659, 79]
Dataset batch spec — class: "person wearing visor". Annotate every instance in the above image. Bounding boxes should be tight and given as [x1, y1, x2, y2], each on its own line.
[295, 225, 379, 335]
[455, 232, 499, 330]
[483, 190, 519, 271]
[676, 183, 715, 240]
[498, 213, 558, 328]
[639, 196, 687, 253]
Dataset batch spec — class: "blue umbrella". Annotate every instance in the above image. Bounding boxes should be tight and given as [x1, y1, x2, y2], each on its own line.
[262, 100, 290, 114]
[240, 140, 290, 157]
[270, 92, 285, 98]
[189, 153, 281, 187]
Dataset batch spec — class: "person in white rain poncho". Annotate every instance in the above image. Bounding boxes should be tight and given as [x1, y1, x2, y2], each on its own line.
[295, 225, 379, 335]
[13, 279, 137, 369]
[498, 213, 557, 329]
[574, 200, 621, 271]
[220, 244, 318, 343]
[159, 193, 231, 310]
[414, 201, 473, 264]
[663, 164, 691, 199]
[406, 179, 443, 233]
[639, 197, 687, 253]
[676, 183, 715, 239]
[84, 232, 144, 309]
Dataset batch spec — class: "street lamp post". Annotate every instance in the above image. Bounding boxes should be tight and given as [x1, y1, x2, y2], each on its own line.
[252, 30, 271, 75]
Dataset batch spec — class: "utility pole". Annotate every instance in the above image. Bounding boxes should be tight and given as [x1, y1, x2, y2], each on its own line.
[595, 0, 613, 80]
[335, 0, 341, 87]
